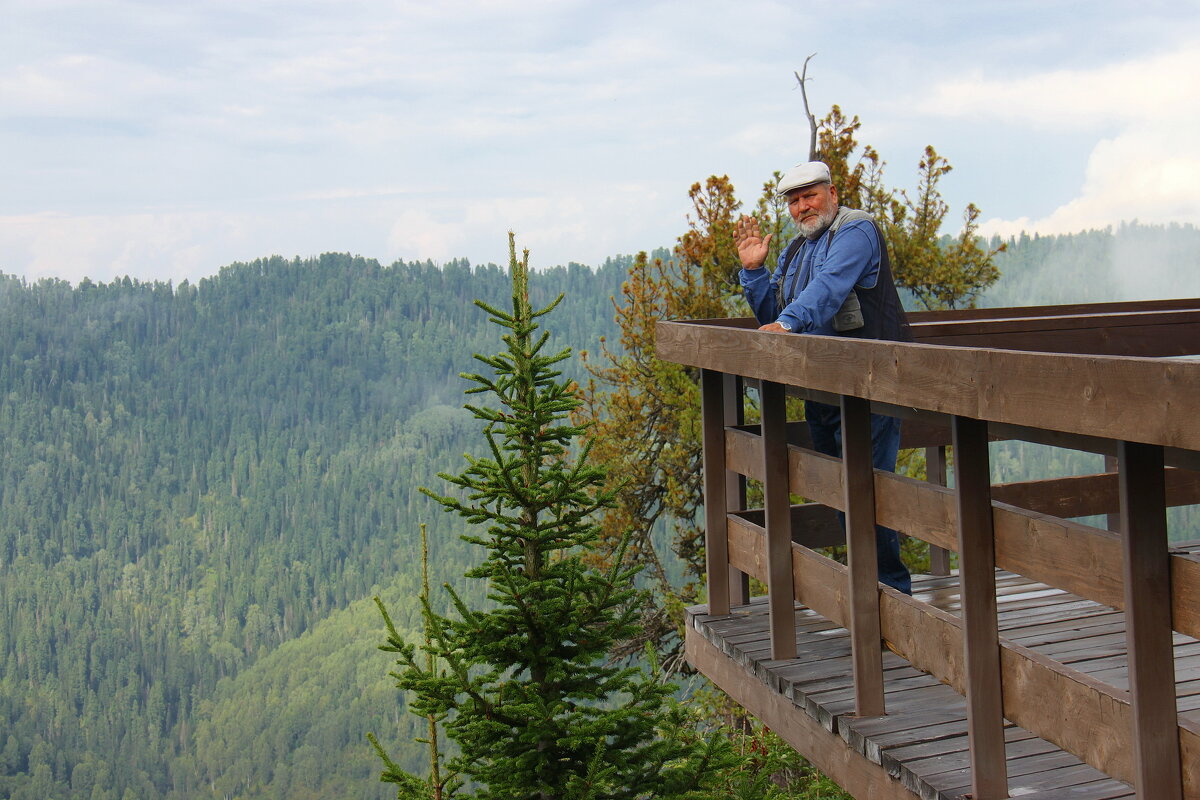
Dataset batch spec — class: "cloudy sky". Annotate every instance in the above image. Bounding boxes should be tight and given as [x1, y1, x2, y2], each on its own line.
[2, 0, 1198, 285]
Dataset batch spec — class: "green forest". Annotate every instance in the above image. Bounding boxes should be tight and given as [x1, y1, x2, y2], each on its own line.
[1, 222, 1198, 799]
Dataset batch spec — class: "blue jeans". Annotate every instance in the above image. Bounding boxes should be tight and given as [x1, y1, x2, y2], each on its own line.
[805, 400, 912, 595]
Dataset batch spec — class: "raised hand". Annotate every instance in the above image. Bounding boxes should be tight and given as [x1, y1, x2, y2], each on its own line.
[734, 214, 772, 270]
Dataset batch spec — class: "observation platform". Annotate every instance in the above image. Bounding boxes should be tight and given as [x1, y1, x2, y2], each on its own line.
[658, 298, 1200, 799]
[690, 564, 1200, 799]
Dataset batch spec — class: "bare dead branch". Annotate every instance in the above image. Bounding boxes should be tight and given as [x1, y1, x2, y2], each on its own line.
[794, 53, 819, 161]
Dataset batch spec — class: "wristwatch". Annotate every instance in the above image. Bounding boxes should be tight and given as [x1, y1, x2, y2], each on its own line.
[777, 319, 793, 332]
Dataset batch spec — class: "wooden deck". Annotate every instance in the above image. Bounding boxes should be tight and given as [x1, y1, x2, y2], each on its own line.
[688, 565, 1200, 799]
[659, 300, 1200, 799]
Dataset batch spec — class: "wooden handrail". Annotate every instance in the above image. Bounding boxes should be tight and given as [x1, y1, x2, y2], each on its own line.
[657, 318, 1200, 451]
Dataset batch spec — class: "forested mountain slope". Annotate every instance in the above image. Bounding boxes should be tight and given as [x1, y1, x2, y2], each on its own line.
[3, 222, 1197, 799]
[0, 253, 626, 799]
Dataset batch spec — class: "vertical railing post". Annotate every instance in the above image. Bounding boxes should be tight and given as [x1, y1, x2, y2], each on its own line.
[952, 415, 1008, 799]
[1118, 440, 1183, 799]
[1104, 453, 1121, 533]
[842, 395, 885, 716]
[926, 445, 952, 576]
[724, 373, 750, 606]
[701, 368, 730, 616]
[761, 379, 796, 660]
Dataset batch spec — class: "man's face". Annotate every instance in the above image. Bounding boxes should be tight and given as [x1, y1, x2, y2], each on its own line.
[786, 182, 838, 237]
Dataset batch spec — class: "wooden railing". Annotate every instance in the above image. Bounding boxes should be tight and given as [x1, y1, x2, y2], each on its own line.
[657, 300, 1200, 800]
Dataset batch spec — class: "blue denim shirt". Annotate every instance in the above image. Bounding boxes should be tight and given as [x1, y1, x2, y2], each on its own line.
[739, 216, 881, 335]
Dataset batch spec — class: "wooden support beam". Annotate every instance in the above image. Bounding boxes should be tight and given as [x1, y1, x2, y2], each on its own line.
[953, 415, 1007, 799]
[991, 467, 1200, 519]
[1118, 440, 1183, 799]
[841, 394, 885, 717]
[760, 379, 795, 659]
[1104, 454, 1120, 533]
[701, 368, 730, 616]
[926, 445, 952, 576]
[723, 373, 750, 606]
[731, 504, 845, 550]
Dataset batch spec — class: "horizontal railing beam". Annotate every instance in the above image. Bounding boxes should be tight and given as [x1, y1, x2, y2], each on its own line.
[992, 468, 1200, 518]
[657, 319, 1200, 451]
[723, 426, 1200, 641]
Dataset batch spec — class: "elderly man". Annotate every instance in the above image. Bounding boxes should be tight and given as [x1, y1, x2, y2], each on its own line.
[734, 160, 912, 595]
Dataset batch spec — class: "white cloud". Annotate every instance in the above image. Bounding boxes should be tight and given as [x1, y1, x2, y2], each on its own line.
[921, 47, 1200, 129]
[0, 53, 176, 117]
[922, 41, 1200, 238]
[979, 126, 1200, 238]
[4, 1, 1199, 285]
[0, 211, 263, 284]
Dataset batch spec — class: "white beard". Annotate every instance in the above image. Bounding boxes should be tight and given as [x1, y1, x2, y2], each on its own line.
[798, 206, 837, 239]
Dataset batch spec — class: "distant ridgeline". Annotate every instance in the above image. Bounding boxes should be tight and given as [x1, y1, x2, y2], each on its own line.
[980, 221, 1200, 309]
[1, 222, 1197, 799]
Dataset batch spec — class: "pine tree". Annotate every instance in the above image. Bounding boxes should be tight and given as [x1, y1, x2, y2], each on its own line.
[373, 234, 728, 799]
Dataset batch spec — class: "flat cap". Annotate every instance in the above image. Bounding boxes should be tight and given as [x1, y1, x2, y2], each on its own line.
[777, 161, 831, 196]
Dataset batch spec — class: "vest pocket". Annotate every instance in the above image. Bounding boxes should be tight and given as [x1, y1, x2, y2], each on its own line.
[833, 290, 865, 332]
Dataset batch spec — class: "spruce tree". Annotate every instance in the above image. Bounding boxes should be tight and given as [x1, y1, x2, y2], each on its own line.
[373, 234, 727, 799]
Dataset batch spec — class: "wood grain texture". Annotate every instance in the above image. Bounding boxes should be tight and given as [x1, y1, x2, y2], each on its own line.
[952, 415, 1007, 798]
[905, 297, 1200, 324]
[1119, 441, 1184, 799]
[684, 623, 915, 800]
[722, 372, 750, 606]
[657, 319, 1200, 450]
[700, 369, 730, 615]
[760, 379, 795, 659]
[991, 468, 1200, 518]
[911, 310, 1200, 357]
[842, 394, 885, 717]
[925, 445, 952, 576]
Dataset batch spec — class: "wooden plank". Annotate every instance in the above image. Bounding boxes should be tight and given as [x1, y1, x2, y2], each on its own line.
[904, 296, 1200, 323]
[986, 780, 1134, 800]
[905, 302, 1200, 358]
[843, 394, 886, 717]
[939, 755, 1124, 798]
[656, 318, 1200, 451]
[1119, 440, 1184, 799]
[700, 368, 730, 616]
[913, 317, 1200, 358]
[1174, 554, 1200, 636]
[925, 445, 951, 576]
[1105, 453, 1121, 534]
[684, 621, 915, 800]
[990, 467, 1200, 519]
[952, 415, 1007, 798]
[732, 504, 845, 549]
[723, 373, 751, 606]
[760, 379, 796, 659]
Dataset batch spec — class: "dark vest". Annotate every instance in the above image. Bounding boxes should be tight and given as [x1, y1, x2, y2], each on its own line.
[776, 207, 912, 343]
